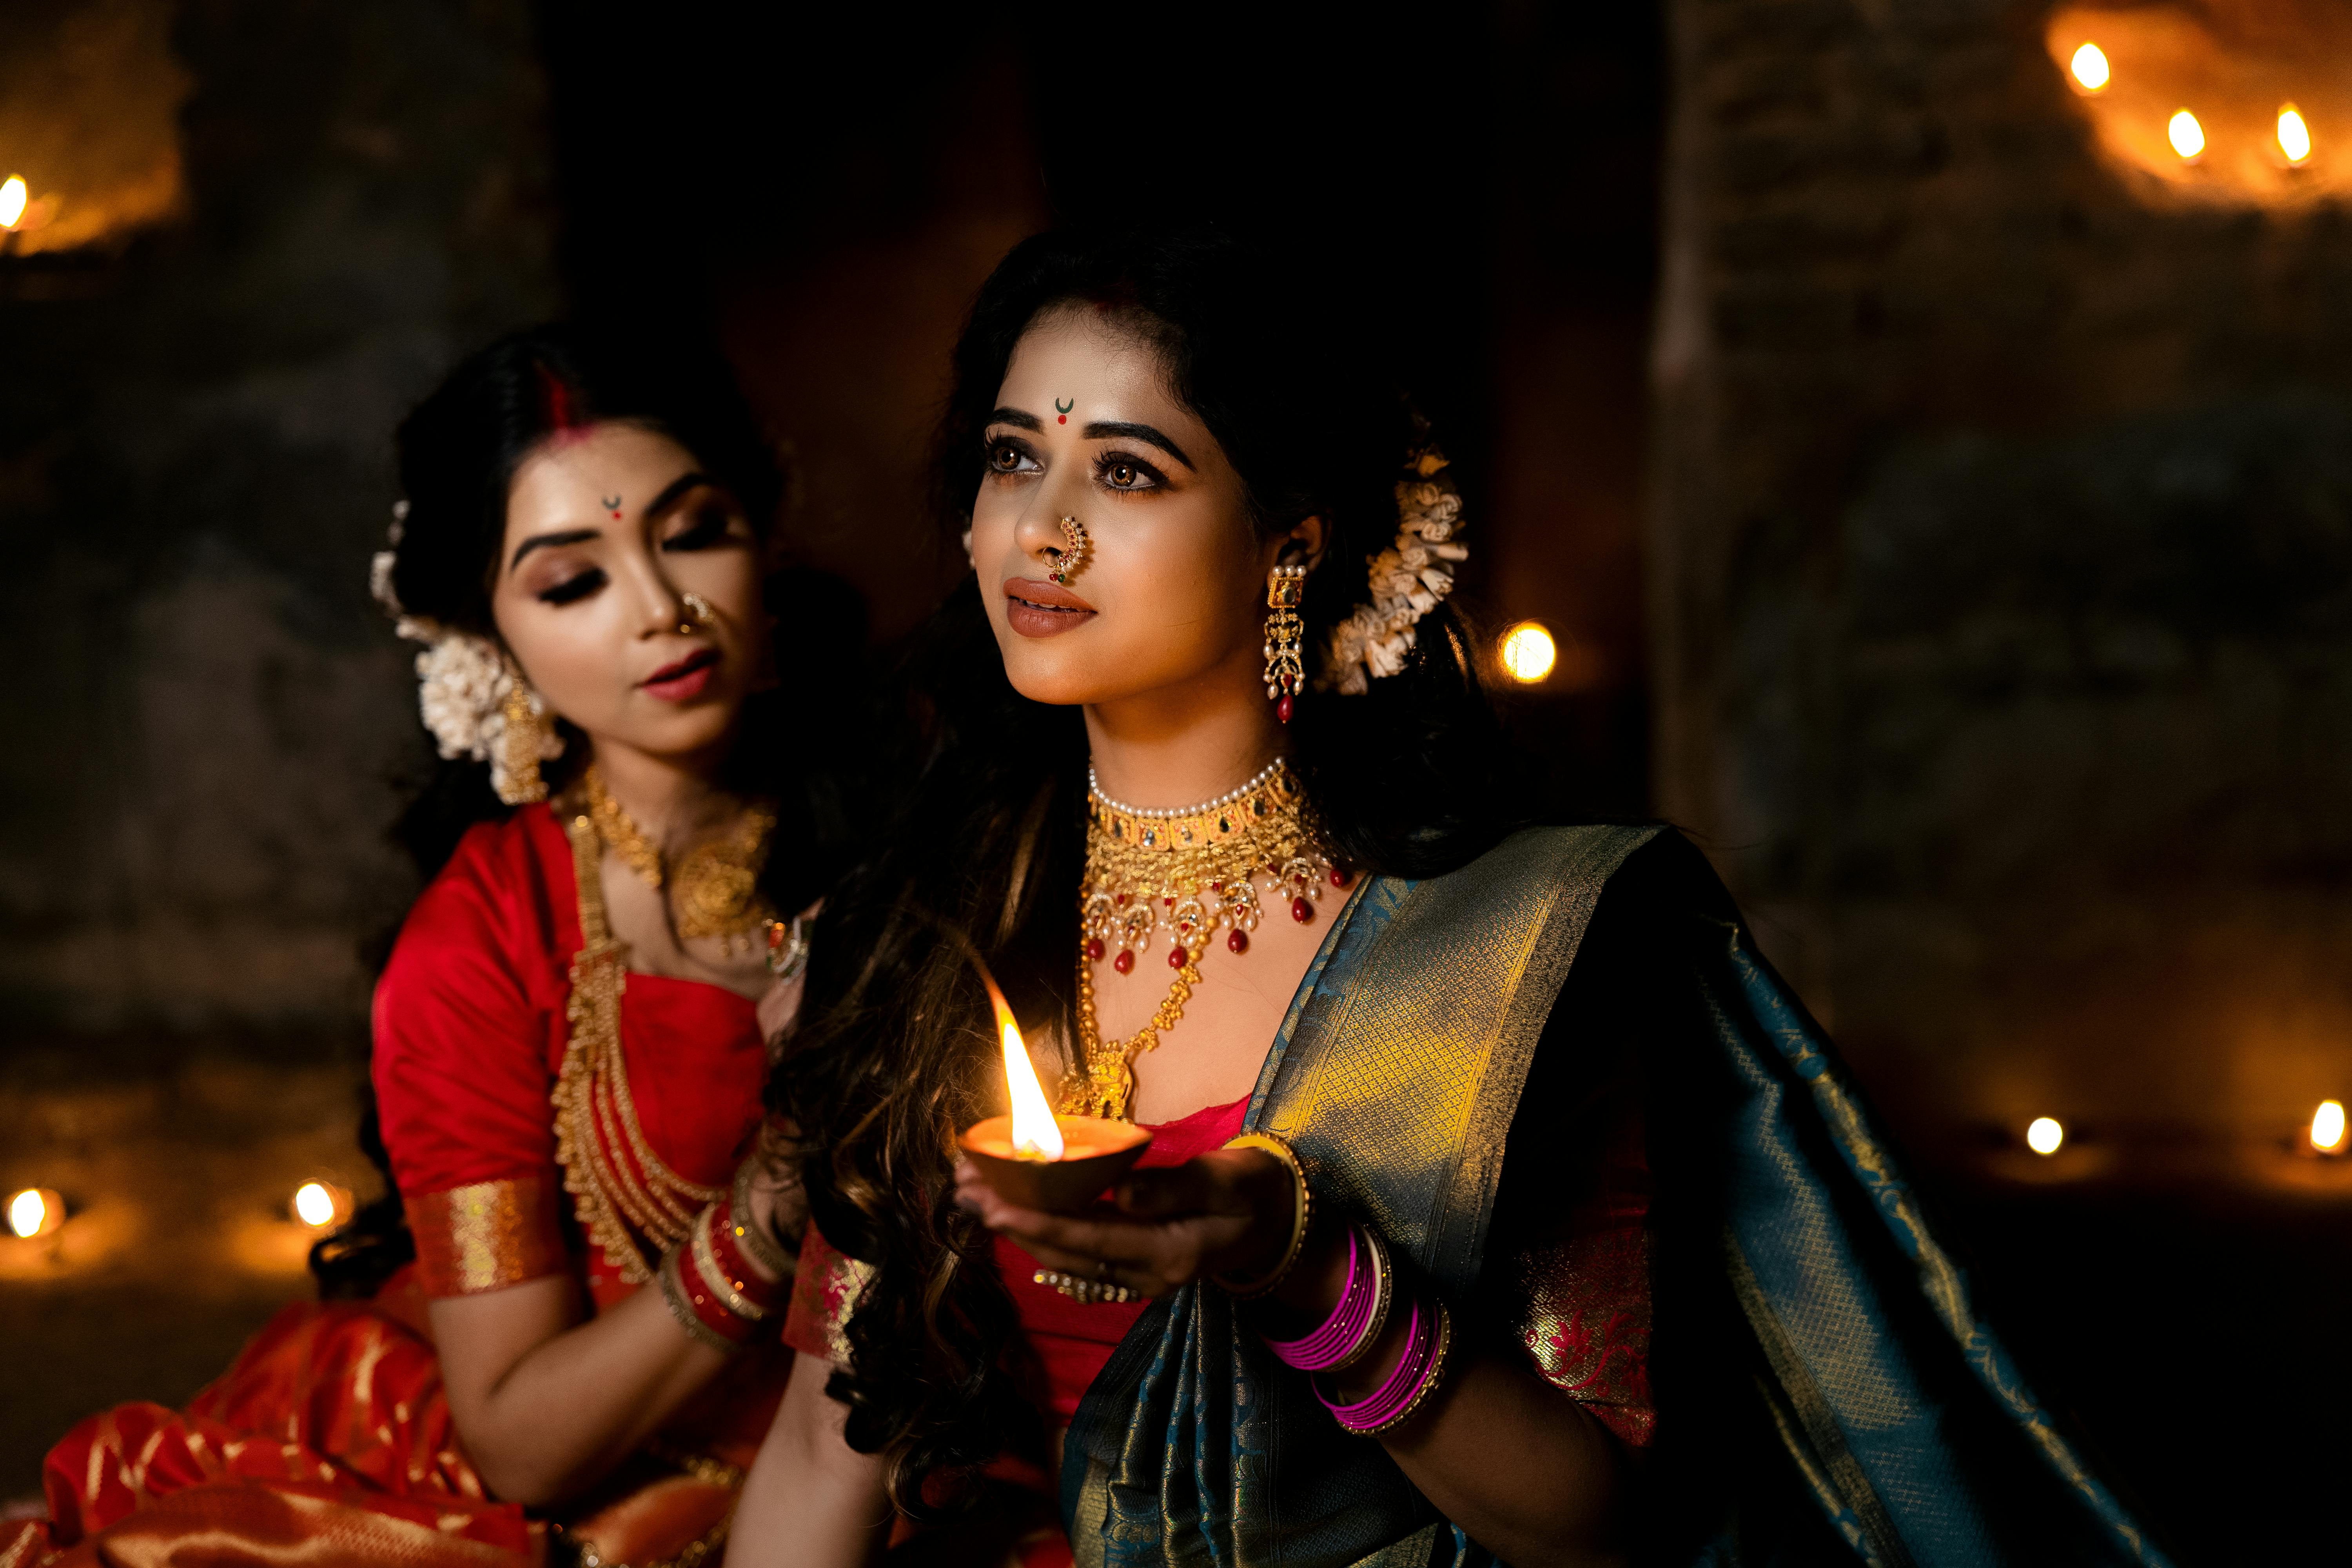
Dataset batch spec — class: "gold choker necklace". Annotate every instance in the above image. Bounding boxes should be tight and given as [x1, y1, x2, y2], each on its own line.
[583, 765, 777, 953]
[1064, 757, 1344, 1121]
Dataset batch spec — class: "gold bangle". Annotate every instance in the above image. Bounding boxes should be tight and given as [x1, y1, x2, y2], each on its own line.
[657, 1245, 742, 1356]
[690, 1204, 771, 1322]
[1212, 1131, 1310, 1299]
[730, 1159, 798, 1281]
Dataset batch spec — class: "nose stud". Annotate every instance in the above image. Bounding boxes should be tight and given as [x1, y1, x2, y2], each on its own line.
[678, 590, 714, 634]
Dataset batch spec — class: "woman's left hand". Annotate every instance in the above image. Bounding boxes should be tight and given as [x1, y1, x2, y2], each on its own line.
[953, 1147, 1293, 1298]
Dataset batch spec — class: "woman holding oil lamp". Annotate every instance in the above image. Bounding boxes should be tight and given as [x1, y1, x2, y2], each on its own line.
[730, 229, 2166, 1568]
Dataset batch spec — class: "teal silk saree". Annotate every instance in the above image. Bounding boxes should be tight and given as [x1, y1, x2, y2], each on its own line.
[1058, 826, 2169, 1568]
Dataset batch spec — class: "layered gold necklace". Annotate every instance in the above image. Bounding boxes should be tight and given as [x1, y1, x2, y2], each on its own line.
[1063, 757, 1343, 1121]
[584, 765, 778, 953]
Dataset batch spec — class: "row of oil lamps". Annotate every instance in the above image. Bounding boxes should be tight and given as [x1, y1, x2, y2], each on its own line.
[2021, 1099, 2347, 1158]
[5, 1180, 354, 1242]
[5, 1100, 2345, 1243]
[2067, 40, 2317, 166]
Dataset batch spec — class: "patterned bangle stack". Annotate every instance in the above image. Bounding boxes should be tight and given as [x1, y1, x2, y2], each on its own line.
[1261, 1223, 1393, 1374]
[1317, 1295, 1452, 1436]
[1251, 1216, 1452, 1437]
[658, 1190, 791, 1354]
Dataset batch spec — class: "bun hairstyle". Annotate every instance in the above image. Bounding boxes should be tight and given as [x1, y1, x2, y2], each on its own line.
[310, 322, 863, 1299]
[771, 226, 1520, 1513]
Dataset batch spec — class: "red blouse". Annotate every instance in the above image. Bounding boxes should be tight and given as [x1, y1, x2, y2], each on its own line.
[994, 1094, 1251, 1422]
[786, 1081, 1657, 1450]
[372, 804, 768, 1309]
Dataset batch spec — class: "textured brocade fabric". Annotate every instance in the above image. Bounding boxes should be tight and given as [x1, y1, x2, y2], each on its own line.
[5, 1296, 537, 1568]
[781, 1224, 876, 1366]
[1511, 1193, 1654, 1448]
[410, 1176, 568, 1298]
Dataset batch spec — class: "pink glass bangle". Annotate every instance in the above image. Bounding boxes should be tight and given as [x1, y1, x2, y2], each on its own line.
[1263, 1223, 1391, 1373]
[1316, 1297, 1452, 1436]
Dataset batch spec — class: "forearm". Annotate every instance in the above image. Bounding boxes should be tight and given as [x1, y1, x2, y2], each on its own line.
[452, 1283, 729, 1503]
[1376, 1350, 1627, 1568]
[1267, 1231, 1626, 1567]
[725, 1352, 891, 1568]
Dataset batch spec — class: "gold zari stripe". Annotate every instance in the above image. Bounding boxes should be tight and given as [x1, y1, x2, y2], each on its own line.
[410, 1177, 566, 1297]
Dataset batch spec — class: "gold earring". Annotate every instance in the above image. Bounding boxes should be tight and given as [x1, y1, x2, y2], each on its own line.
[678, 590, 714, 634]
[495, 668, 553, 804]
[1263, 564, 1306, 724]
[1048, 515, 1089, 585]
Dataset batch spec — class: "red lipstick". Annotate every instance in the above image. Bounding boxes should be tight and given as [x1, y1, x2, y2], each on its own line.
[1003, 577, 1096, 639]
[642, 646, 720, 702]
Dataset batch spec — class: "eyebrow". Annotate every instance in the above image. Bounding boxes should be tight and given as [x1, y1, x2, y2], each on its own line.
[508, 528, 597, 570]
[985, 408, 1196, 472]
[1082, 421, 1194, 470]
[505, 472, 720, 570]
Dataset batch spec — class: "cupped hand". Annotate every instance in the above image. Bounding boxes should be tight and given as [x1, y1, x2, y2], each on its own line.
[953, 1147, 1292, 1299]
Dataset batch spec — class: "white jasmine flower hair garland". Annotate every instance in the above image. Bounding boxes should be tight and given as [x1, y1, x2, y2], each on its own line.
[1318, 443, 1470, 695]
[371, 500, 563, 803]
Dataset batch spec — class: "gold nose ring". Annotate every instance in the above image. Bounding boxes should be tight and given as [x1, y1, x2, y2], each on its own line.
[678, 590, 715, 634]
[1048, 516, 1090, 586]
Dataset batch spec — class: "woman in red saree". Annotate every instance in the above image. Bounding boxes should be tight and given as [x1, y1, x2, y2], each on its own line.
[3, 326, 851, 1568]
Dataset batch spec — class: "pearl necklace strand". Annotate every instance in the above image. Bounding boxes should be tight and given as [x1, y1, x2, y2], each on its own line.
[1085, 756, 1288, 821]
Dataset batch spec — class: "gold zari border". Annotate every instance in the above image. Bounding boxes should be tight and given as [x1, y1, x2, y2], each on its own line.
[411, 1176, 566, 1298]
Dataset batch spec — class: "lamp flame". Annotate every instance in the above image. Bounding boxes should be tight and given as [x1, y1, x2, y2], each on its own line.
[0, 177, 25, 230]
[2025, 1117, 2065, 1156]
[2069, 42, 2110, 93]
[981, 971, 1065, 1162]
[2168, 109, 2207, 160]
[2312, 1099, 2347, 1153]
[2278, 105, 2313, 165]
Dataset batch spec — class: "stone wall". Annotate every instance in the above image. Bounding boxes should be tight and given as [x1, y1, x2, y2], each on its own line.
[1652, 0, 2352, 1156]
[0, 0, 557, 1039]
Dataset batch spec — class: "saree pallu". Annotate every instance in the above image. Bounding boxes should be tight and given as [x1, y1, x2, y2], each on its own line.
[2, 1269, 789, 1568]
[1059, 826, 2172, 1568]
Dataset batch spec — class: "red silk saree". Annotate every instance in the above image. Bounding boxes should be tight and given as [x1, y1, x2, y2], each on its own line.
[5, 806, 784, 1568]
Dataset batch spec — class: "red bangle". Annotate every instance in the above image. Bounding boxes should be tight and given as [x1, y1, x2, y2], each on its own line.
[703, 1196, 789, 1316]
[660, 1243, 760, 1350]
[657, 1199, 781, 1352]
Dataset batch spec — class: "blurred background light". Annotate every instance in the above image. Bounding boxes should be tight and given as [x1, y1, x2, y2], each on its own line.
[290, 1181, 350, 1230]
[7, 1187, 62, 1239]
[1499, 621, 1558, 684]
[0, 176, 25, 229]
[2169, 109, 2207, 158]
[2070, 42, 2111, 93]
[2278, 105, 2312, 163]
[2310, 1100, 2346, 1153]
[2026, 1117, 2066, 1156]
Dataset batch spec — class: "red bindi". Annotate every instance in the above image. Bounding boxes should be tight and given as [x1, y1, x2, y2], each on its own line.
[1058, 414, 1067, 424]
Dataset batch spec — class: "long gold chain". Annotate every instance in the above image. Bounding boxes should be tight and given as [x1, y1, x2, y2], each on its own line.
[583, 765, 778, 953]
[552, 812, 725, 1283]
[1062, 758, 1338, 1121]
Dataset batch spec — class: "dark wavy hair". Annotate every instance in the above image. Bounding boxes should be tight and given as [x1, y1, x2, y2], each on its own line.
[770, 226, 1522, 1513]
[312, 322, 863, 1297]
